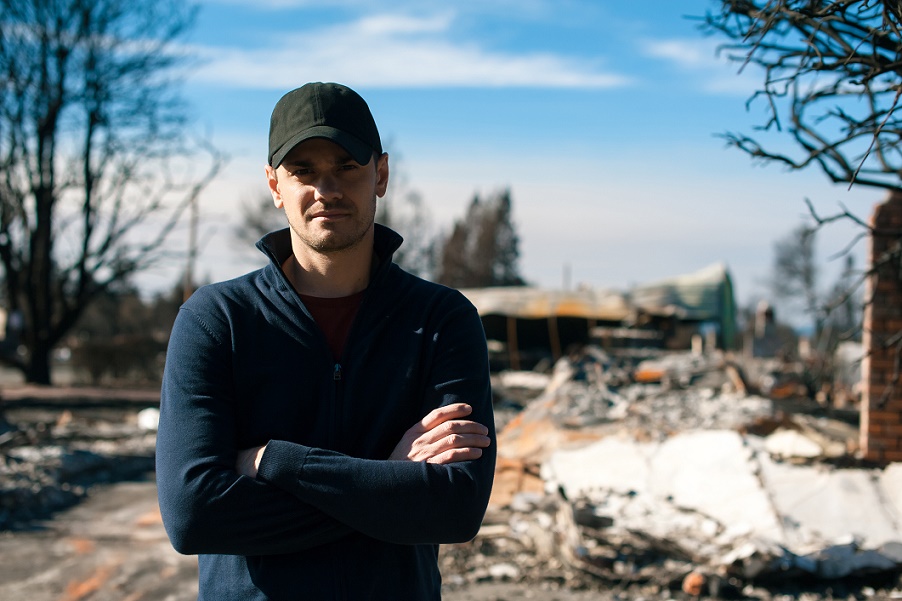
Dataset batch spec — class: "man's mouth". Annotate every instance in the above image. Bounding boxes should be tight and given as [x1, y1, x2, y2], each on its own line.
[310, 209, 351, 221]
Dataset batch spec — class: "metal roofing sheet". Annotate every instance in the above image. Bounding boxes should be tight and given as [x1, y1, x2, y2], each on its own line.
[458, 286, 632, 321]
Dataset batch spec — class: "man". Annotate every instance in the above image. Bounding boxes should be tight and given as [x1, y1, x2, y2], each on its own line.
[156, 82, 496, 600]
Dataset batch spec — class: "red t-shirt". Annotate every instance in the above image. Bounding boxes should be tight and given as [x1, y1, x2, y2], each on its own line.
[298, 291, 365, 361]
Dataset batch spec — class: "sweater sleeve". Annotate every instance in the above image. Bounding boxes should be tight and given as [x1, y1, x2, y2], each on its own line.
[255, 301, 496, 545]
[155, 304, 354, 556]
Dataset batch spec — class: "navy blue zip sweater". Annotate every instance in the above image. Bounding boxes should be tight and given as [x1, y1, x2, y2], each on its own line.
[155, 225, 496, 600]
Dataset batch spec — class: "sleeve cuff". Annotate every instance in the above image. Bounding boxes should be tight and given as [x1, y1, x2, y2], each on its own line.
[256, 439, 311, 488]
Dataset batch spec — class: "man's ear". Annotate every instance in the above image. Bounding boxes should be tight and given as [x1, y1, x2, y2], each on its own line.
[265, 165, 283, 208]
[375, 153, 389, 198]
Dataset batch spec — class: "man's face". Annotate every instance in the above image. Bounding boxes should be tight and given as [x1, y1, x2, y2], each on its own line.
[266, 137, 389, 256]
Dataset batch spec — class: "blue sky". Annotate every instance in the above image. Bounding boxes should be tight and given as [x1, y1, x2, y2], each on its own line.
[150, 0, 880, 313]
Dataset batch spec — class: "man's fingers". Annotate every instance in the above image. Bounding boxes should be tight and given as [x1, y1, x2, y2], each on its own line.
[438, 419, 489, 437]
[415, 430, 491, 464]
[417, 403, 473, 431]
[444, 431, 491, 449]
[426, 446, 484, 465]
[389, 404, 491, 463]
[409, 419, 489, 451]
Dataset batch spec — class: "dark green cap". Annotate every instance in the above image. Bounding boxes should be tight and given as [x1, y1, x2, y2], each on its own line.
[268, 82, 382, 168]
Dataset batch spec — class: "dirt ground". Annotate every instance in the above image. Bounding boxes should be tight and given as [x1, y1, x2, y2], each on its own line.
[2, 380, 898, 600]
[0, 476, 197, 601]
[0, 475, 612, 601]
[0, 385, 607, 600]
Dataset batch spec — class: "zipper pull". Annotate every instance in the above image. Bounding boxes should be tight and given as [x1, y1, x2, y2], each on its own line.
[333, 363, 342, 381]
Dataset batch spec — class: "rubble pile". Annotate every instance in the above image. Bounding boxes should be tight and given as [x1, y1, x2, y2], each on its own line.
[456, 346, 902, 599]
[0, 397, 157, 529]
[0, 350, 900, 599]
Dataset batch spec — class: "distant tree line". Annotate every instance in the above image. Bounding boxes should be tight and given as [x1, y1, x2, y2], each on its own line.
[64, 281, 183, 385]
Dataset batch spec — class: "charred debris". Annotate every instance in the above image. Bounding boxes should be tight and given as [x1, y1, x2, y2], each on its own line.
[0, 265, 899, 599]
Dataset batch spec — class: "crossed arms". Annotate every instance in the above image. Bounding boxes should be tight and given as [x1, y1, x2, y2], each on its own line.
[237, 403, 490, 478]
[156, 295, 496, 557]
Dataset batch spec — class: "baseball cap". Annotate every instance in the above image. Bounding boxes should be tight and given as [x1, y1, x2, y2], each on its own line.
[268, 82, 383, 168]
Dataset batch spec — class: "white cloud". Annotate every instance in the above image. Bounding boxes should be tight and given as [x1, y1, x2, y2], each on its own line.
[189, 13, 631, 90]
[644, 39, 716, 68]
[356, 13, 452, 35]
[641, 37, 759, 96]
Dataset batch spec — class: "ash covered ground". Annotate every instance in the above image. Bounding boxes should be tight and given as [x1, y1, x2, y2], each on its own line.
[1, 347, 901, 600]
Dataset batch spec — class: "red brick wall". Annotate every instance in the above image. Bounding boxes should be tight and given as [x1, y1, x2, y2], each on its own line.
[861, 191, 902, 463]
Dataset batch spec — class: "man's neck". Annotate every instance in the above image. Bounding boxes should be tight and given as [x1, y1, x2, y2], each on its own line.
[283, 237, 374, 298]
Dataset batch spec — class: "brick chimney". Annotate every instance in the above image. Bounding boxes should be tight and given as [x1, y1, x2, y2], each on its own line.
[861, 190, 902, 463]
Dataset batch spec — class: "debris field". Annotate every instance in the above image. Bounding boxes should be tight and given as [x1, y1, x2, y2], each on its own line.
[0, 347, 901, 600]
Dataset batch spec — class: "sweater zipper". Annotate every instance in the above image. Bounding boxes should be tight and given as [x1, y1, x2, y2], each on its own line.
[326, 362, 342, 452]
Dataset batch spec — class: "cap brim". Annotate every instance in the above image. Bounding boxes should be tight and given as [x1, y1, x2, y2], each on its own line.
[270, 126, 374, 167]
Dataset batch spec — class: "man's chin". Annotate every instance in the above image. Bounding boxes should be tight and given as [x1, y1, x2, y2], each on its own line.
[309, 234, 364, 254]
[293, 221, 373, 254]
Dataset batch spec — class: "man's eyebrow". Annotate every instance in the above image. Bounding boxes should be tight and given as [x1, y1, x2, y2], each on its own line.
[282, 159, 312, 168]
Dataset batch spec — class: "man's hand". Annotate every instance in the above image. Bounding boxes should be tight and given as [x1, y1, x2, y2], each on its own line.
[389, 403, 491, 464]
[236, 445, 266, 478]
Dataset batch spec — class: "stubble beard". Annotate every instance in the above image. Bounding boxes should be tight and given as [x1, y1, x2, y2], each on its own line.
[287, 197, 377, 254]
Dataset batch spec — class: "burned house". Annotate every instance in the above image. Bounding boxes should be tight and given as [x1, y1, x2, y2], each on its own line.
[460, 263, 738, 371]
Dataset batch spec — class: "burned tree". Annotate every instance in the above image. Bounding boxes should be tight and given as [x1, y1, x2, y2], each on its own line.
[772, 222, 863, 343]
[702, 2, 902, 457]
[772, 224, 820, 324]
[700, 1, 901, 336]
[436, 188, 525, 289]
[0, 0, 222, 383]
[700, 1, 902, 192]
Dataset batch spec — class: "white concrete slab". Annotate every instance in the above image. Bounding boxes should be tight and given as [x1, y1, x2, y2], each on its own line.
[758, 455, 901, 549]
[649, 430, 785, 544]
[543, 430, 785, 545]
[541, 435, 652, 496]
[542, 429, 902, 556]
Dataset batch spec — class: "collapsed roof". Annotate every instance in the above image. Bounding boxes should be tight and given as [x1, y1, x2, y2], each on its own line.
[460, 263, 738, 369]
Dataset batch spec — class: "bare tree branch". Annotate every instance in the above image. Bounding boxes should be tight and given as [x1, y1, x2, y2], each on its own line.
[701, 0, 902, 192]
[0, 0, 218, 383]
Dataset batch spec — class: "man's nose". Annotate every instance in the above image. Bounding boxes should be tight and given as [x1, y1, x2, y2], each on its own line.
[314, 172, 342, 200]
